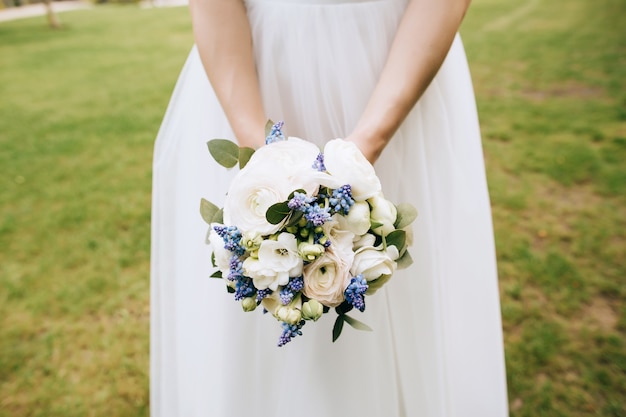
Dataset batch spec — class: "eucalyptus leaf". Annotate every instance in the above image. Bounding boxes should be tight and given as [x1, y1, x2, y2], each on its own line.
[226, 286, 235, 294]
[332, 314, 345, 342]
[238, 147, 255, 169]
[266, 201, 291, 225]
[264, 119, 275, 137]
[210, 270, 223, 278]
[364, 274, 392, 296]
[370, 220, 384, 230]
[208, 139, 239, 168]
[385, 230, 407, 253]
[285, 210, 304, 228]
[396, 250, 414, 270]
[200, 198, 220, 225]
[212, 207, 224, 225]
[343, 315, 373, 332]
[394, 203, 418, 229]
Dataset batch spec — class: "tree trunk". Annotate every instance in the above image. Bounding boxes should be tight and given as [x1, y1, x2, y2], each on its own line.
[43, 0, 61, 29]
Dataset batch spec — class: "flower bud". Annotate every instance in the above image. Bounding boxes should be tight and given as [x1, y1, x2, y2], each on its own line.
[369, 194, 397, 236]
[298, 242, 325, 262]
[301, 300, 324, 321]
[241, 297, 257, 312]
[241, 231, 263, 253]
[276, 306, 302, 324]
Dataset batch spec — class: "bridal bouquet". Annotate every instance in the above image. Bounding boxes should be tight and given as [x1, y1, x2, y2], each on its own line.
[201, 122, 416, 346]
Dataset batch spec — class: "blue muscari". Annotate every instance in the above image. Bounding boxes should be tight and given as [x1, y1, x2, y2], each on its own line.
[278, 320, 306, 347]
[344, 274, 368, 312]
[234, 276, 256, 301]
[227, 255, 244, 281]
[288, 192, 314, 211]
[265, 121, 286, 145]
[305, 203, 331, 226]
[279, 276, 305, 305]
[256, 288, 272, 302]
[312, 152, 326, 172]
[329, 184, 355, 215]
[213, 225, 245, 256]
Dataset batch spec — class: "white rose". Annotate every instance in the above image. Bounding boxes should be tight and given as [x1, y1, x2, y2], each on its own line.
[322, 217, 356, 263]
[369, 193, 397, 236]
[321, 139, 382, 201]
[223, 138, 322, 235]
[334, 201, 371, 236]
[208, 224, 233, 278]
[350, 245, 399, 282]
[303, 245, 352, 307]
[243, 233, 303, 291]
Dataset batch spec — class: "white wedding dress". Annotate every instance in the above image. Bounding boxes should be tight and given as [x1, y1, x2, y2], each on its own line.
[151, 0, 509, 416]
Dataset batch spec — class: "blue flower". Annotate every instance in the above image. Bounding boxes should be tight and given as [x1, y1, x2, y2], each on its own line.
[305, 203, 331, 226]
[288, 192, 314, 211]
[234, 276, 256, 301]
[329, 184, 355, 215]
[277, 320, 306, 347]
[213, 225, 245, 256]
[265, 121, 286, 145]
[344, 274, 368, 312]
[312, 152, 326, 172]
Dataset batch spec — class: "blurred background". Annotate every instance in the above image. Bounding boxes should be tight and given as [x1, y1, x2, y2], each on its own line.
[0, 0, 624, 415]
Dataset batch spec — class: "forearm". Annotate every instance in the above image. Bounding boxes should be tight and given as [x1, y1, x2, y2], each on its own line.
[347, 0, 471, 162]
[189, 0, 266, 148]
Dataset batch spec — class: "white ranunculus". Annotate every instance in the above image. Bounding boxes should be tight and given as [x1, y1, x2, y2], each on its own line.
[208, 224, 233, 278]
[223, 137, 323, 235]
[321, 139, 382, 201]
[369, 193, 398, 236]
[242, 233, 303, 291]
[303, 245, 352, 307]
[334, 201, 371, 236]
[353, 233, 376, 250]
[350, 245, 399, 282]
[322, 217, 356, 263]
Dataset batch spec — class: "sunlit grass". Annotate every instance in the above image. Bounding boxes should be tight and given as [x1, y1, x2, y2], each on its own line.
[0, 1, 624, 415]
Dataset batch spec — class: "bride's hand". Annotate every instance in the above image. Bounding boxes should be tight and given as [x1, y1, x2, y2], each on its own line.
[343, 131, 386, 165]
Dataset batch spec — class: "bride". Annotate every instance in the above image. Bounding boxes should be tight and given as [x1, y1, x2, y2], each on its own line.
[151, 0, 509, 415]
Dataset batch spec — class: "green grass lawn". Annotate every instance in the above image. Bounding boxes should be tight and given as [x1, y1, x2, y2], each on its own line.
[0, 1, 624, 416]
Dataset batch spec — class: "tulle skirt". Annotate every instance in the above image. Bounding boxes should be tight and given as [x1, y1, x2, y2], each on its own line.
[151, 0, 509, 415]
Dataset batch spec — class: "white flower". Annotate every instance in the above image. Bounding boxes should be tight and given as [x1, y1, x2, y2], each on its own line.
[276, 305, 303, 324]
[301, 300, 324, 321]
[334, 201, 371, 236]
[223, 137, 322, 235]
[322, 217, 356, 262]
[242, 233, 303, 291]
[350, 244, 399, 282]
[369, 193, 397, 236]
[208, 224, 232, 278]
[303, 245, 352, 307]
[321, 139, 382, 201]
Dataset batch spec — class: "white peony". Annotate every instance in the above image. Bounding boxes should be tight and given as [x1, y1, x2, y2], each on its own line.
[321, 139, 382, 201]
[223, 137, 323, 235]
[350, 244, 399, 282]
[369, 193, 398, 236]
[243, 233, 303, 291]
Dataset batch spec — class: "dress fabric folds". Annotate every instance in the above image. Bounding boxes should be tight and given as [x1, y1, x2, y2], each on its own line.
[151, 0, 509, 416]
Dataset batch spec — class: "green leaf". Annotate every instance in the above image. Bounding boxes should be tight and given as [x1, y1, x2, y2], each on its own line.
[212, 208, 224, 225]
[200, 198, 220, 225]
[332, 314, 345, 342]
[266, 201, 291, 225]
[264, 119, 275, 137]
[365, 274, 392, 295]
[370, 221, 384, 230]
[394, 203, 418, 229]
[226, 286, 235, 294]
[396, 250, 414, 270]
[210, 270, 222, 278]
[285, 210, 304, 228]
[343, 315, 373, 332]
[385, 230, 407, 253]
[208, 139, 239, 168]
[238, 147, 255, 169]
